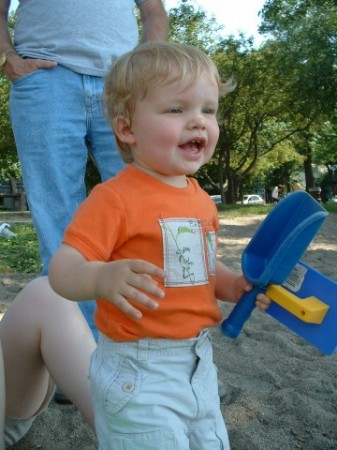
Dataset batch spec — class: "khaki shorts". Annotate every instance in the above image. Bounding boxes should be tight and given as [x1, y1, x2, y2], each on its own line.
[4, 382, 55, 447]
[90, 331, 229, 450]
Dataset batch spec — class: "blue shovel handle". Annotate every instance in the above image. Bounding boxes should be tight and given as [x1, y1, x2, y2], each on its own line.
[221, 286, 266, 338]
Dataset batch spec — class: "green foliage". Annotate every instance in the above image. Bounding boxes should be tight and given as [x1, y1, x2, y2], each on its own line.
[257, 1, 337, 190]
[0, 12, 20, 178]
[208, 40, 310, 202]
[325, 202, 337, 215]
[167, 0, 224, 52]
[2, 2, 335, 201]
[311, 117, 337, 166]
[260, 0, 337, 118]
[0, 72, 20, 178]
[0, 223, 41, 273]
[85, 156, 102, 193]
[0, 76, 16, 171]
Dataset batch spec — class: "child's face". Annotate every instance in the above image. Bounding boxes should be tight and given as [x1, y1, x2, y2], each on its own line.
[124, 72, 219, 187]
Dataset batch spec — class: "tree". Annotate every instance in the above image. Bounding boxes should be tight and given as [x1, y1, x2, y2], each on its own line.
[208, 38, 306, 202]
[167, 0, 224, 52]
[0, 13, 19, 178]
[311, 115, 337, 166]
[166, 2, 312, 203]
[259, 0, 337, 189]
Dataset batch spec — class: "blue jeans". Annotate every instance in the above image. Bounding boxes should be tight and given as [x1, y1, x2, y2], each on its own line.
[10, 65, 124, 340]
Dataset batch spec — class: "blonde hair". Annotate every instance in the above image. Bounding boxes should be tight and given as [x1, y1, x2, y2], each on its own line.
[104, 41, 234, 163]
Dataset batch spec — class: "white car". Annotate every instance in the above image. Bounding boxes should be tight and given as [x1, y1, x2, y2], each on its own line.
[210, 194, 222, 204]
[237, 194, 265, 205]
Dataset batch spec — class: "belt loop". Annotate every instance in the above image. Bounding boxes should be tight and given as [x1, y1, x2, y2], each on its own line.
[195, 329, 209, 351]
[97, 332, 105, 358]
[137, 338, 149, 361]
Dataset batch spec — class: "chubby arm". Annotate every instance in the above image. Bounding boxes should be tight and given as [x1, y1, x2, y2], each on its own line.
[215, 261, 270, 311]
[138, 0, 168, 42]
[49, 244, 166, 319]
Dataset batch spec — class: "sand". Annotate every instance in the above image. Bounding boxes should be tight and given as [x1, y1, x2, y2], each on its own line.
[1, 212, 337, 449]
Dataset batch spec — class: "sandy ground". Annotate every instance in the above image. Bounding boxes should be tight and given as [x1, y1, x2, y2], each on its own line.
[1, 211, 337, 449]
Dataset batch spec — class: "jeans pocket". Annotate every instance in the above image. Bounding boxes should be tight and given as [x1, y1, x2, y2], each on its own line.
[91, 354, 141, 416]
[107, 428, 180, 450]
[12, 69, 44, 85]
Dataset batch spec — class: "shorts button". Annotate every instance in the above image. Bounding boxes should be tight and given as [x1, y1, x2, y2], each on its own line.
[122, 382, 135, 393]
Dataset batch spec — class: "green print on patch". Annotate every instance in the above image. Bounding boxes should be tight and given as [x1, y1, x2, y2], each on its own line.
[159, 218, 210, 287]
[206, 231, 216, 276]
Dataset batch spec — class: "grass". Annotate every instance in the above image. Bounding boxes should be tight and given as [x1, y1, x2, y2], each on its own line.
[324, 202, 337, 214]
[0, 200, 335, 275]
[0, 223, 41, 274]
[217, 203, 274, 219]
[217, 198, 337, 219]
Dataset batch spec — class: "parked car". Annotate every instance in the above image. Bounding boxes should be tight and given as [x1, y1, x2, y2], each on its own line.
[210, 194, 222, 204]
[237, 194, 265, 205]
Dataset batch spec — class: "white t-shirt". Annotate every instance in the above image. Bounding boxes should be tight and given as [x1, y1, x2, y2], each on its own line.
[272, 186, 279, 199]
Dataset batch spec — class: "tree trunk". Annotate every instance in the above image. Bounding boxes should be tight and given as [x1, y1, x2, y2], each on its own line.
[304, 152, 314, 190]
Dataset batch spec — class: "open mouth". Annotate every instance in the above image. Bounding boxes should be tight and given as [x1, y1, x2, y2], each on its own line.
[180, 137, 206, 152]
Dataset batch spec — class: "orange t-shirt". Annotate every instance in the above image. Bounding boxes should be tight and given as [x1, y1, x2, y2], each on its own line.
[63, 165, 222, 341]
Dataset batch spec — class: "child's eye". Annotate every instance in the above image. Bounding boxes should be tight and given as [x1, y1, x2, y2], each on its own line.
[169, 107, 182, 114]
[203, 108, 217, 115]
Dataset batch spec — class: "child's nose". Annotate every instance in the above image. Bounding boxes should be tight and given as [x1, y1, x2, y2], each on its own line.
[188, 113, 206, 129]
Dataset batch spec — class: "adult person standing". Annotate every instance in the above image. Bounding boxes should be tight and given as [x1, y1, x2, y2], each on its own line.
[292, 178, 303, 191]
[0, 0, 168, 340]
[271, 184, 283, 204]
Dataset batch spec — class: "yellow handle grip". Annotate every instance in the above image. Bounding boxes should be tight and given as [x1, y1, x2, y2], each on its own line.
[266, 284, 329, 324]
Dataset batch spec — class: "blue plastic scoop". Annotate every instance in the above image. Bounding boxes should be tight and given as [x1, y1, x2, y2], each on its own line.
[221, 190, 328, 338]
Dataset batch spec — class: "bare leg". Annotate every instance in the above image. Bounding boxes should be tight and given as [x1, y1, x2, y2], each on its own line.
[0, 342, 5, 450]
[0, 277, 96, 428]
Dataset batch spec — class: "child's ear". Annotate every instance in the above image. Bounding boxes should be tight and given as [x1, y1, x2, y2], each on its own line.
[114, 116, 136, 145]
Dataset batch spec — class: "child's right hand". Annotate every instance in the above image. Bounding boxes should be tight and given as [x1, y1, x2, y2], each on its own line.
[95, 259, 166, 319]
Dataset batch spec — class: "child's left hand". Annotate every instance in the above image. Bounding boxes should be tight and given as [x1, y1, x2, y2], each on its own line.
[233, 275, 271, 312]
[256, 292, 271, 311]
